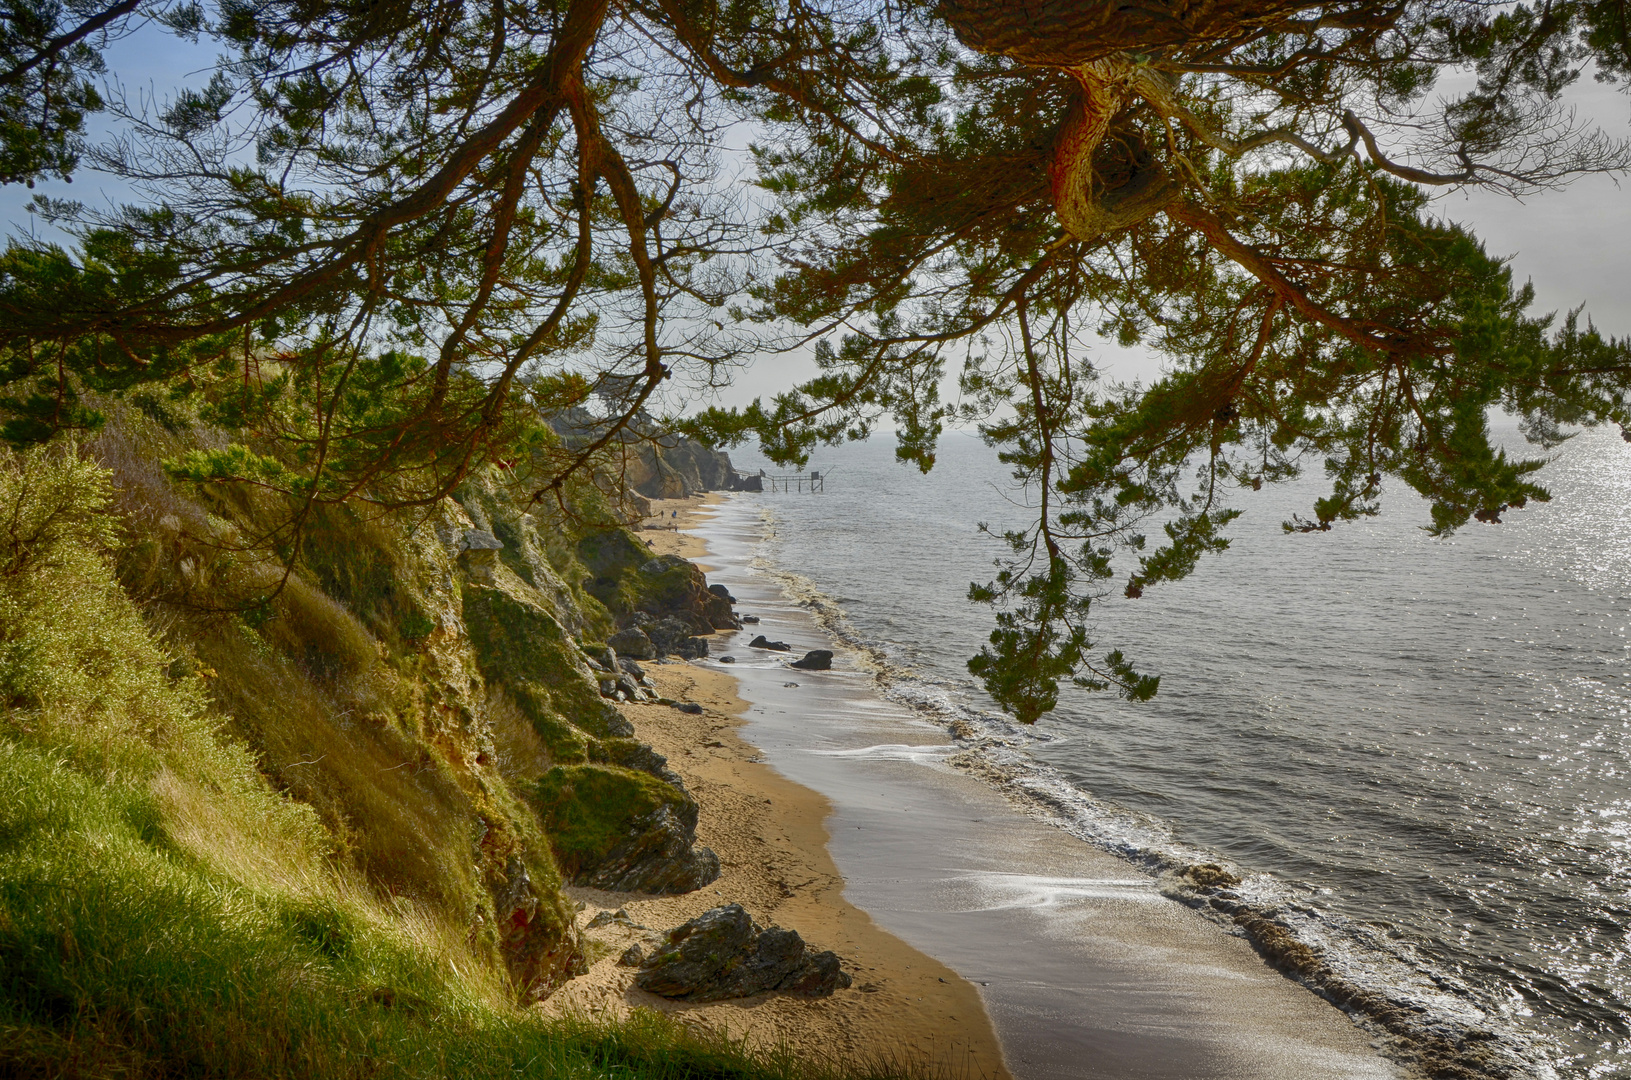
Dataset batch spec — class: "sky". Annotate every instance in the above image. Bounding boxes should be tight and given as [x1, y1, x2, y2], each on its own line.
[5, 21, 1628, 421]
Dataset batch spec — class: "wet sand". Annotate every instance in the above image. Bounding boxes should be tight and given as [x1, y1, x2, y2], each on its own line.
[540, 497, 1010, 1077]
[648, 494, 1407, 1080]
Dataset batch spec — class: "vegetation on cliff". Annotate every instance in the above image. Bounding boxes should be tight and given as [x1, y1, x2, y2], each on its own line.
[0, 405, 851, 1076]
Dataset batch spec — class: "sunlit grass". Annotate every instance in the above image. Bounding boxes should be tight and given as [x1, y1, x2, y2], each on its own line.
[0, 442, 934, 1080]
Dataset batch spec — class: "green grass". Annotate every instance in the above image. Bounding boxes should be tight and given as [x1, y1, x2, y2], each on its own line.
[0, 738, 898, 1080]
[0, 443, 932, 1080]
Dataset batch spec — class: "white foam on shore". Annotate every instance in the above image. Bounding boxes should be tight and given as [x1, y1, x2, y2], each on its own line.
[804, 743, 964, 763]
[953, 870, 1165, 909]
[736, 497, 1553, 1080]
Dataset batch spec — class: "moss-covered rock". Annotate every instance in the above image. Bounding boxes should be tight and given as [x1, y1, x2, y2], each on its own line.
[577, 531, 737, 635]
[530, 764, 720, 894]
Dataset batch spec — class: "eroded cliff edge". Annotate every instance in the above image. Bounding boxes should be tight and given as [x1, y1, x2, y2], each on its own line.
[6, 394, 746, 1032]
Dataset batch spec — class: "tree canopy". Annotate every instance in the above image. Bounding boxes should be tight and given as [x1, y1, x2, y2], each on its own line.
[2, 0, 1630, 720]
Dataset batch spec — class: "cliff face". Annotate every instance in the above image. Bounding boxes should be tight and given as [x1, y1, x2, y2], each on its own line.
[0, 393, 738, 1057]
[546, 409, 751, 499]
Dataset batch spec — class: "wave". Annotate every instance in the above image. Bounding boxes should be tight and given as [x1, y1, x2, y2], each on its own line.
[745, 500, 1553, 1080]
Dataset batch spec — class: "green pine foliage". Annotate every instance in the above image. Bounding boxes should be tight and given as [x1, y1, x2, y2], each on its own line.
[3, 0, 1631, 729]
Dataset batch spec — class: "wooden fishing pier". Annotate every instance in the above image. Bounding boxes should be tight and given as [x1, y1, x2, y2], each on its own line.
[759, 469, 827, 493]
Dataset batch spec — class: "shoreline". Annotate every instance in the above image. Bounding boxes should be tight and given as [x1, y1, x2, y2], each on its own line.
[638, 492, 1415, 1080]
[540, 495, 1012, 1077]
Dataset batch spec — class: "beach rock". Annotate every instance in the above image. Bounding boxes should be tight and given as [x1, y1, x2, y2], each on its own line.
[645, 616, 693, 653]
[748, 635, 791, 652]
[619, 944, 646, 967]
[577, 802, 721, 894]
[673, 702, 703, 715]
[740, 614, 760, 623]
[586, 909, 623, 930]
[635, 905, 851, 1001]
[708, 583, 737, 604]
[617, 657, 646, 680]
[643, 616, 709, 659]
[532, 764, 717, 894]
[719, 656, 735, 663]
[777, 947, 848, 996]
[608, 626, 657, 660]
[788, 649, 833, 671]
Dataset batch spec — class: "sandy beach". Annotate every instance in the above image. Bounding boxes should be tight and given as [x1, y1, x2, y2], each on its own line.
[540, 496, 1011, 1078]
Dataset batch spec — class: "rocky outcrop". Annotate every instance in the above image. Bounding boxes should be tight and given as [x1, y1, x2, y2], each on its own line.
[588, 735, 686, 789]
[530, 765, 720, 894]
[634, 554, 738, 629]
[579, 534, 737, 636]
[495, 855, 589, 1000]
[463, 576, 634, 752]
[635, 905, 851, 1001]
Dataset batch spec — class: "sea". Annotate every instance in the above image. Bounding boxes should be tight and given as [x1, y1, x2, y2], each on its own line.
[726, 419, 1631, 1080]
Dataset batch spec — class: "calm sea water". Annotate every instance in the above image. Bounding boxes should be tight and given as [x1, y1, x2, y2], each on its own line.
[731, 422, 1631, 1079]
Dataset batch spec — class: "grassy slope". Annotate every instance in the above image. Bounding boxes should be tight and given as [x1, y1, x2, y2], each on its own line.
[0, 435, 895, 1080]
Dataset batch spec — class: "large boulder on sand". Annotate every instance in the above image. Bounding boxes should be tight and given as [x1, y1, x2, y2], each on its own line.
[635, 904, 851, 1001]
[748, 635, 791, 652]
[789, 649, 833, 671]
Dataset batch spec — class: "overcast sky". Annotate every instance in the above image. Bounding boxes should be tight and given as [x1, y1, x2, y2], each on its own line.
[6, 26, 1627, 420]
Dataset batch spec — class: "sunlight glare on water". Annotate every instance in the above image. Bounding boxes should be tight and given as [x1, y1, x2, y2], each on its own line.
[732, 422, 1631, 1077]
